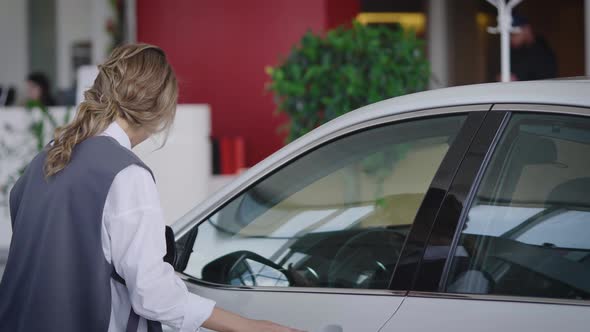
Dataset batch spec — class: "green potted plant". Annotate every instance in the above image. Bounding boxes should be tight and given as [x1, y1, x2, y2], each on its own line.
[267, 22, 429, 142]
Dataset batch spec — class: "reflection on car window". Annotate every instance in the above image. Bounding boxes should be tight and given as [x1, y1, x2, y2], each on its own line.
[446, 113, 590, 300]
[181, 115, 466, 289]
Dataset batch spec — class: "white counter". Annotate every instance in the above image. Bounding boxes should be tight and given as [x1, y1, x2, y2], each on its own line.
[0, 104, 212, 250]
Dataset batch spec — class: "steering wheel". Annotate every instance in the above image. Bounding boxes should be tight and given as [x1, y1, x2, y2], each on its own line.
[225, 251, 296, 287]
[328, 229, 405, 288]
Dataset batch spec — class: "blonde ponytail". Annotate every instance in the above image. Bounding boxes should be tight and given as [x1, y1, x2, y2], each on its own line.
[44, 43, 178, 177]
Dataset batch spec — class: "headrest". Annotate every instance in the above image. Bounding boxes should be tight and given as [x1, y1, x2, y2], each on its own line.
[547, 177, 590, 208]
[512, 134, 557, 165]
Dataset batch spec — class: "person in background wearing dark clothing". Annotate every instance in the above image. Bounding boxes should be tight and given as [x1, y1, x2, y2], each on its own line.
[509, 15, 557, 81]
[26, 72, 56, 107]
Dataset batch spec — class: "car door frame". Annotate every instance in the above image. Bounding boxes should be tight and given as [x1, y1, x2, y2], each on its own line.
[173, 104, 494, 295]
[408, 103, 590, 308]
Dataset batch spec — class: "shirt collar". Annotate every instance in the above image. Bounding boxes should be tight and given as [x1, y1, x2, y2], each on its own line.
[101, 121, 132, 150]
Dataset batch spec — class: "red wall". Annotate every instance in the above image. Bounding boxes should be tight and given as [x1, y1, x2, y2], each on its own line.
[138, 0, 357, 166]
[326, 0, 360, 29]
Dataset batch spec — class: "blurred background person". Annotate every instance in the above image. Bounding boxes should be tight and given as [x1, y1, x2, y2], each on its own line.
[0, 86, 15, 106]
[509, 14, 558, 81]
[25, 72, 56, 107]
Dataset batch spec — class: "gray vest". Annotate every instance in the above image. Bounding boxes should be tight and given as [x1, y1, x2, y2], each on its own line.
[0, 136, 160, 332]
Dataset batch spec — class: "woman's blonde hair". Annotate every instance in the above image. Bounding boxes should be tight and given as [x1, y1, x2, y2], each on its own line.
[45, 43, 178, 177]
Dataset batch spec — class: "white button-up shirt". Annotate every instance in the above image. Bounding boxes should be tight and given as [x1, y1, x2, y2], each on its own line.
[100, 122, 215, 332]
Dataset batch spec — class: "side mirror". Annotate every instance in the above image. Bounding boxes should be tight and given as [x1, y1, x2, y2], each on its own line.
[202, 251, 293, 287]
[174, 227, 198, 272]
[164, 226, 176, 266]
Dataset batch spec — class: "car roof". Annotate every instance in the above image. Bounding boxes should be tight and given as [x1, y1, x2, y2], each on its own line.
[277, 80, 590, 175]
[173, 80, 590, 233]
[336, 80, 590, 127]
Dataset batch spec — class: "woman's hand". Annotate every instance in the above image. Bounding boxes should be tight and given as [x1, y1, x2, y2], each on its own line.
[246, 319, 305, 332]
[202, 307, 306, 332]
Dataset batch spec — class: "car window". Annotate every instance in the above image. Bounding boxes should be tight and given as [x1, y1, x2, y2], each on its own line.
[181, 115, 467, 289]
[445, 113, 590, 300]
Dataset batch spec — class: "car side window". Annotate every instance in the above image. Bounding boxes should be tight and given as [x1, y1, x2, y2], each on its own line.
[181, 115, 466, 289]
[445, 113, 590, 300]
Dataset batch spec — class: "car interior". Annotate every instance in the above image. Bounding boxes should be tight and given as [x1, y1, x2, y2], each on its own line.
[447, 114, 590, 300]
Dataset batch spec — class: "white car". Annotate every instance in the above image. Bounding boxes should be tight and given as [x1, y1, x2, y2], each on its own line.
[171, 80, 590, 332]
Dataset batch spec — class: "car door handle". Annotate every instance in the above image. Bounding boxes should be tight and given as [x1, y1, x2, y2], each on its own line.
[322, 324, 343, 332]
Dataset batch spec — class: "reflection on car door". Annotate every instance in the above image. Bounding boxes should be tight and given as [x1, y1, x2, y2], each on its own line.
[381, 107, 590, 332]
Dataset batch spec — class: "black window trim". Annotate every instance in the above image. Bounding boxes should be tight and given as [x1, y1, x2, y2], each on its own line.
[437, 111, 512, 291]
[409, 110, 510, 292]
[405, 291, 590, 307]
[180, 274, 409, 297]
[388, 110, 491, 290]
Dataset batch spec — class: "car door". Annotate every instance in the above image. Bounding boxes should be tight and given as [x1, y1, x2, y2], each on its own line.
[173, 106, 488, 332]
[382, 105, 590, 332]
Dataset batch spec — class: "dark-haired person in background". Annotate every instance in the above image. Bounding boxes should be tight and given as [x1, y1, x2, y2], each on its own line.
[26, 72, 56, 107]
[509, 15, 558, 81]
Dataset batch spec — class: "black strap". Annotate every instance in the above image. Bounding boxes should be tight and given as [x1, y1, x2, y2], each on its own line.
[147, 319, 164, 332]
[112, 266, 163, 332]
[126, 310, 140, 332]
[111, 268, 126, 285]
[126, 310, 163, 332]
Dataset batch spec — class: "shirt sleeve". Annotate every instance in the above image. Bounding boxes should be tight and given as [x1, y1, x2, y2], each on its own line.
[104, 165, 215, 332]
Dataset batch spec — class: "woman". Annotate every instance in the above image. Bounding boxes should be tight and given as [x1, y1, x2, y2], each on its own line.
[0, 44, 301, 332]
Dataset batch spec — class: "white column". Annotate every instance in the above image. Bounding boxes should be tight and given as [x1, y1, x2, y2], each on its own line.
[0, 0, 28, 98]
[91, 0, 114, 65]
[427, 0, 450, 89]
[498, 3, 512, 82]
[55, 0, 92, 90]
[125, 0, 137, 43]
[586, 0, 590, 76]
